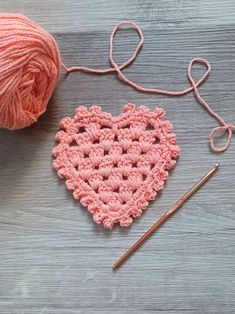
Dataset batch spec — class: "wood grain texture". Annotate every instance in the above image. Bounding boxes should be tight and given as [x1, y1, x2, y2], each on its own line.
[0, 1, 235, 313]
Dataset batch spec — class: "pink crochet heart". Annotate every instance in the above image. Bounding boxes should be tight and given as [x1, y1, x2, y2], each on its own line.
[52, 103, 180, 229]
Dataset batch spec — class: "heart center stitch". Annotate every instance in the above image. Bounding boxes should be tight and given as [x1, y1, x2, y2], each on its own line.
[52, 103, 180, 229]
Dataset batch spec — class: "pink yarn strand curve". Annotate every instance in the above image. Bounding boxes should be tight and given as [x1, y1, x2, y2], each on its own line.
[62, 21, 235, 153]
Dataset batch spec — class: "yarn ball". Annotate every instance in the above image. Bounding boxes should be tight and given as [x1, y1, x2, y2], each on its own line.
[0, 14, 61, 130]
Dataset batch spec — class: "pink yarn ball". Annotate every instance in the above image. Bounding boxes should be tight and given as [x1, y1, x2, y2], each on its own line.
[0, 14, 61, 130]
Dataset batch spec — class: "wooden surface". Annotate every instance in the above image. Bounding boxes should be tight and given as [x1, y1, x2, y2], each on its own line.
[0, 1, 235, 313]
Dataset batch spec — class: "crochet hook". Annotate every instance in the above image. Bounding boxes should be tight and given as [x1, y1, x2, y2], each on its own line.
[113, 163, 220, 269]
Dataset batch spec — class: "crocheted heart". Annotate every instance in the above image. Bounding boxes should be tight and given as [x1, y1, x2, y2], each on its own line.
[52, 104, 180, 229]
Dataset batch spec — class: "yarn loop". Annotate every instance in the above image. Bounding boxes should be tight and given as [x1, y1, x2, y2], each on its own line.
[210, 124, 235, 153]
[63, 21, 234, 153]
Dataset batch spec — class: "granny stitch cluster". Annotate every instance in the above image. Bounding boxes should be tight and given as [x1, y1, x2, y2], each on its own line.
[52, 103, 180, 229]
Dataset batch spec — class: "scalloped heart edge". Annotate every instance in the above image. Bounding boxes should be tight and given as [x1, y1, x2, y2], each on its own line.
[52, 103, 181, 230]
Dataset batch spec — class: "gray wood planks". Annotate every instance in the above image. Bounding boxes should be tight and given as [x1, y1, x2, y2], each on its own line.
[0, 1, 235, 313]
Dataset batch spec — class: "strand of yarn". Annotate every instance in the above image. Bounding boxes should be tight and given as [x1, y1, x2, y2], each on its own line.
[62, 21, 235, 153]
